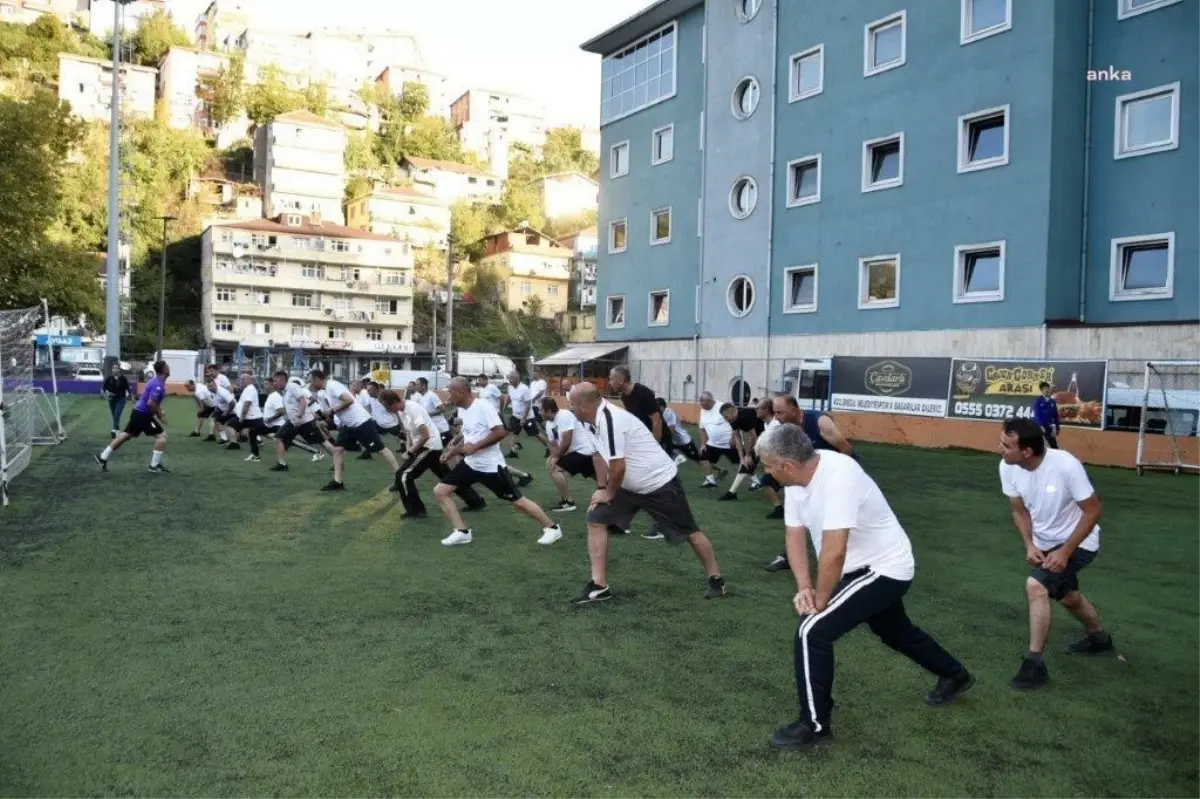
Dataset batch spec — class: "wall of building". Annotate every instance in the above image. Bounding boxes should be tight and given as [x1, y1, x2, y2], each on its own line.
[543, 175, 599, 218]
[58, 55, 156, 122]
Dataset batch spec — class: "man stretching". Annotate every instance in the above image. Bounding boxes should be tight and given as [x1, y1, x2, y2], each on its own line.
[542, 396, 597, 512]
[999, 417, 1111, 691]
[230, 372, 270, 463]
[271, 371, 335, 471]
[716, 401, 766, 501]
[309, 369, 401, 491]
[758, 424, 973, 749]
[95, 360, 170, 473]
[185, 379, 215, 437]
[658, 398, 699, 464]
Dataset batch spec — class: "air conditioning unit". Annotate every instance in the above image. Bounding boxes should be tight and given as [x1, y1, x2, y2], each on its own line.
[345, 281, 355, 289]
[323, 307, 333, 315]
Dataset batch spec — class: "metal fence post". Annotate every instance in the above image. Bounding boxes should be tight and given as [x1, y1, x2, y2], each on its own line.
[668, 360, 674, 402]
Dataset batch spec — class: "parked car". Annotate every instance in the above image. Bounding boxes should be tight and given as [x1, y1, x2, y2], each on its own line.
[75, 367, 104, 382]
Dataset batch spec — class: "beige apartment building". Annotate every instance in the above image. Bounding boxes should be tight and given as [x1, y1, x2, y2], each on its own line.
[200, 215, 415, 364]
[254, 110, 347, 225]
[345, 185, 451, 250]
[478, 227, 572, 320]
[398, 155, 504, 204]
[57, 53, 157, 123]
[157, 46, 228, 131]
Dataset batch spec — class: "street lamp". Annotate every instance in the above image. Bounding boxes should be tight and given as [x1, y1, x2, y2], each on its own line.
[103, 0, 138, 370]
[445, 232, 457, 376]
[155, 215, 177, 361]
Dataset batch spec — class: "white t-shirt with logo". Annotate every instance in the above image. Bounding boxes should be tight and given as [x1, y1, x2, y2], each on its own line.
[283, 381, 316, 425]
[420, 390, 451, 433]
[783, 450, 915, 581]
[262, 392, 286, 428]
[699, 407, 733, 448]
[457, 398, 506, 472]
[402, 399, 444, 452]
[237, 384, 262, 421]
[662, 407, 692, 445]
[586, 400, 677, 494]
[507, 382, 532, 418]
[321, 379, 371, 428]
[550, 408, 596, 456]
[1000, 449, 1101, 552]
[529, 379, 548, 403]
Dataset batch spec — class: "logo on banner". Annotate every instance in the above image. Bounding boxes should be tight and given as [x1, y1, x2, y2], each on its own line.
[954, 361, 981, 395]
[863, 360, 913, 397]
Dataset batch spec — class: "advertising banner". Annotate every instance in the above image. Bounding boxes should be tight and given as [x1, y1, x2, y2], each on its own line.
[830, 357, 953, 418]
[946, 359, 1107, 427]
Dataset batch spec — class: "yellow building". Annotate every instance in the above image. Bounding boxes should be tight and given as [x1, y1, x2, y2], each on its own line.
[477, 226, 572, 320]
[556, 309, 596, 343]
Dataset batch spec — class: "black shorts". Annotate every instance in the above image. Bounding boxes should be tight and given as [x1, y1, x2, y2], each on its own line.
[587, 476, 698, 544]
[278, 420, 326, 447]
[702, 445, 738, 465]
[556, 451, 596, 479]
[440, 460, 522, 501]
[1032, 546, 1097, 601]
[216, 409, 237, 424]
[124, 409, 163, 438]
[759, 473, 781, 491]
[738, 453, 759, 474]
[197, 406, 215, 419]
[335, 420, 385, 453]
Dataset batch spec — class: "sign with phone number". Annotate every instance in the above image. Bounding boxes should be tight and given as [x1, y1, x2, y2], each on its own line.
[951, 401, 1035, 420]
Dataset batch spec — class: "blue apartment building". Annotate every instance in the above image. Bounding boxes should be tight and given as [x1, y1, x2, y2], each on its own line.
[580, 0, 1198, 400]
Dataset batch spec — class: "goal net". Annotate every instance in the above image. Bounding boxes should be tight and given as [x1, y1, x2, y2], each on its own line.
[1135, 360, 1200, 476]
[0, 304, 66, 506]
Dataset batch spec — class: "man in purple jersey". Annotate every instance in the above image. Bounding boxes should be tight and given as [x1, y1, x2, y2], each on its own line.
[95, 360, 171, 474]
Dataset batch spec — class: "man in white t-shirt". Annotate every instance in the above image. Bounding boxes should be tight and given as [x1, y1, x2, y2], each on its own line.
[226, 372, 270, 462]
[185, 379, 215, 437]
[696, 391, 736, 488]
[309, 368, 401, 492]
[657, 397, 699, 465]
[528, 371, 551, 454]
[270, 372, 333, 471]
[999, 417, 1110, 692]
[502, 371, 534, 456]
[758, 423, 973, 750]
[206, 376, 236, 443]
[541, 395, 597, 512]
[432, 377, 562, 547]
[568, 382, 728, 604]
[413, 377, 452, 445]
[475, 373, 502, 413]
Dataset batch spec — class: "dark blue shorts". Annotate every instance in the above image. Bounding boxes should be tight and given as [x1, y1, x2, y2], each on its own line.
[1032, 546, 1096, 601]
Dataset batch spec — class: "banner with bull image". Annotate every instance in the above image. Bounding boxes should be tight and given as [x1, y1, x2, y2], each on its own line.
[946, 359, 1107, 427]
[830, 357, 953, 418]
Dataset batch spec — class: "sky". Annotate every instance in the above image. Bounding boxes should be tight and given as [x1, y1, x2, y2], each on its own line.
[167, 0, 651, 127]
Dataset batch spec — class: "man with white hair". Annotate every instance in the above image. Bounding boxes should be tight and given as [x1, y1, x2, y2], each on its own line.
[568, 382, 727, 603]
[696, 391, 736, 489]
[757, 423, 973, 750]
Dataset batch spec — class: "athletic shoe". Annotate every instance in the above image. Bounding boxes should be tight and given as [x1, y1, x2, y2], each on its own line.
[311, 452, 325, 462]
[188, 432, 200, 437]
[537, 525, 563, 546]
[401, 511, 428, 520]
[748, 476, 763, 492]
[516, 473, 534, 487]
[462, 503, 487, 513]
[764, 554, 789, 572]
[1065, 632, 1114, 656]
[203, 435, 217, 442]
[553, 499, 577, 512]
[270, 463, 289, 472]
[441, 529, 473, 546]
[357, 451, 372, 460]
[700, 479, 718, 489]
[147, 464, 170, 474]
[571, 580, 611, 605]
[717, 491, 738, 501]
[223, 442, 241, 451]
[925, 669, 975, 706]
[704, 575, 728, 599]
[93, 453, 108, 471]
[606, 525, 630, 536]
[244, 455, 261, 463]
[769, 720, 831, 750]
[505, 450, 519, 459]
[110, 429, 118, 438]
[1010, 657, 1049, 691]
[319, 480, 345, 492]
[673, 453, 687, 466]
[766, 506, 785, 520]
[388, 484, 400, 493]
[641, 531, 665, 540]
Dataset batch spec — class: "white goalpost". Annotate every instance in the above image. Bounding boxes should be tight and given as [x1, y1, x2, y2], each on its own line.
[1135, 360, 1200, 476]
[0, 300, 66, 507]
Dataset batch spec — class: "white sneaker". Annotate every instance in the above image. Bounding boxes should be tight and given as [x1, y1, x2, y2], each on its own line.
[244, 454, 261, 463]
[311, 452, 325, 462]
[642, 532, 665, 541]
[441, 530, 473, 546]
[537, 525, 563, 546]
[673, 453, 687, 466]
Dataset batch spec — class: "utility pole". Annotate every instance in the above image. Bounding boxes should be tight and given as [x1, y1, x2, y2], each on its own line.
[445, 233, 456, 377]
[155, 215, 176, 362]
[104, 0, 132, 364]
[430, 288, 438, 386]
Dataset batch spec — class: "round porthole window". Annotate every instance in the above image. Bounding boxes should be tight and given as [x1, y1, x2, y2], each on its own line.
[729, 176, 758, 219]
[734, 0, 762, 23]
[730, 377, 752, 405]
[728, 275, 756, 318]
[732, 77, 760, 120]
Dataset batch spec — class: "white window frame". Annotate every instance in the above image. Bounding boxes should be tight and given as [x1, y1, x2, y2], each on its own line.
[786, 154, 822, 207]
[609, 140, 630, 178]
[782, 264, 819, 314]
[1118, 0, 1183, 20]
[727, 275, 756, 318]
[1113, 82, 1181, 160]
[863, 10, 907, 77]
[215, 287, 235, 302]
[648, 288, 670, 327]
[650, 207, 672, 245]
[953, 241, 1006, 304]
[960, 0, 1012, 44]
[729, 176, 758, 219]
[788, 44, 824, 101]
[861, 133, 905, 193]
[606, 294, 627, 329]
[732, 76, 761, 120]
[608, 218, 628, 254]
[1109, 232, 1175, 301]
[214, 317, 235, 333]
[651, 124, 675, 165]
[957, 104, 1011, 173]
[600, 21, 679, 125]
[858, 254, 901, 309]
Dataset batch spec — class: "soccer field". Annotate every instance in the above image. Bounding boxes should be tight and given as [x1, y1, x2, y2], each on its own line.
[1, 397, 1197, 798]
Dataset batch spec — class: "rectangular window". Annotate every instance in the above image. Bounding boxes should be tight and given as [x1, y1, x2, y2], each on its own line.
[215, 288, 235, 302]
[858, 254, 901, 309]
[600, 22, 677, 124]
[610, 140, 630, 177]
[953, 241, 1006, 303]
[330, 240, 350, 253]
[650, 207, 671, 245]
[789, 45, 824, 101]
[606, 295, 626, 329]
[291, 324, 311, 338]
[961, 0, 1012, 43]
[648, 289, 669, 326]
[251, 290, 270, 305]
[251, 321, 271, 335]
[786, 154, 822, 207]
[547, 284, 559, 297]
[783, 265, 818, 313]
[301, 263, 323, 279]
[862, 133, 904, 192]
[292, 292, 313, 308]
[520, 281, 532, 295]
[375, 299, 398, 314]
[1118, 0, 1183, 20]
[1110, 233, 1175, 300]
[328, 327, 345, 339]
[608, 218, 628, 253]
[651, 124, 674, 165]
[864, 11, 906, 76]
[958, 105, 1010, 173]
[1114, 83, 1180, 159]
[214, 317, 234, 332]
[365, 328, 383, 341]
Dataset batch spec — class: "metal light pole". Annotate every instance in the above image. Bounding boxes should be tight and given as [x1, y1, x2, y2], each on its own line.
[155, 215, 176, 361]
[104, 0, 134, 362]
[445, 233, 456, 376]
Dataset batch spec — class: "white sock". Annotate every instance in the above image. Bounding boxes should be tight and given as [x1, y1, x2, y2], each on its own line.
[703, 474, 717, 484]
[151, 451, 163, 467]
[101, 446, 113, 460]
[219, 432, 228, 442]
[729, 473, 748, 493]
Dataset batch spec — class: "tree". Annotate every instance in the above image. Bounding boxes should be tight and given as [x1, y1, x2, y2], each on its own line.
[130, 9, 191, 67]
[0, 15, 108, 87]
[397, 80, 429, 121]
[449, 200, 497, 262]
[399, 115, 466, 162]
[200, 52, 244, 128]
[302, 81, 329, 117]
[542, 127, 598, 176]
[244, 65, 303, 125]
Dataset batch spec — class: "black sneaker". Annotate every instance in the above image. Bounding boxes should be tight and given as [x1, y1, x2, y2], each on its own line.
[553, 499, 577, 512]
[704, 575, 728, 599]
[188, 432, 200, 437]
[401, 511, 428, 519]
[766, 505, 785, 520]
[94, 453, 108, 472]
[764, 554, 789, 572]
[516, 473, 534, 487]
[925, 669, 975, 706]
[462, 503, 487, 512]
[147, 464, 170, 474]
[357, 451, 372, 460]
[717, 491, 738, 501]
[224, 442, 241, 451]
[388, 484, 400, 492]
[700, 479, 718, 489]
[203, 435, 217, 441]
[1010, 657, 1049, 691]
[506, 450, 519, 459]
[320, 480, 345, 492]
[572, 580, 612, 605]
[1066, 632, 1114, 656]
[606, 525, 630, 536]
[769, 720, 831, 750]
[270, 463, 289, 472]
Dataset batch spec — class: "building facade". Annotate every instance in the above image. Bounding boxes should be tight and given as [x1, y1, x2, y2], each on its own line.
[557, 227, 599, 309]
[200, 215, 416, 363]
[398, 155, 504, 204]
[157, 46, 228, 131]
[582, 0, 1198, 399]
[450, 88, 547, 162]
[557, 309, 597, 343]
[376, 64, 450, 117]
[344, 186, 451, 250]
[254, 110, 348, 225]
[57, 53, 156, 122]
[478, 227, 572, 320]
[193, 0, 253, 51]
[539, 172, 600, 219]
[0, 0, 86, 27]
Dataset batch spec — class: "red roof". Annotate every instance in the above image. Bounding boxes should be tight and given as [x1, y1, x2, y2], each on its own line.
[215, 215, 397, 242]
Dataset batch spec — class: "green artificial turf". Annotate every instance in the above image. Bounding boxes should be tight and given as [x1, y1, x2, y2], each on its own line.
[1, 397, 1197, 797]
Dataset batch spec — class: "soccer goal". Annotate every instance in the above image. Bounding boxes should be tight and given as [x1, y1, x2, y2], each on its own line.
[1135, 360, 1200, 476]
[0, 302, 66, 507]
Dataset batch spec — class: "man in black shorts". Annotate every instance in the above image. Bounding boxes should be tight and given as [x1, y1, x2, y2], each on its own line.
[432, 377, 562, 547]
[309, 369, 401, 492]
[541, 396, 597, 512]
[608, 364, 665, 538]
[716, 400, 766, 501]
[568, 382, 727, 603]
[270, 371, 335, 471]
